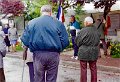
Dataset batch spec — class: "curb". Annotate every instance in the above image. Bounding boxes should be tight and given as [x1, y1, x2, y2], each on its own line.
[60, 60, 120, 73]
[97, 65, 120, 73]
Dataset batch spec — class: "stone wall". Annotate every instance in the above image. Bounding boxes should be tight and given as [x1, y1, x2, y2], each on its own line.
[117, 29, 120, 41]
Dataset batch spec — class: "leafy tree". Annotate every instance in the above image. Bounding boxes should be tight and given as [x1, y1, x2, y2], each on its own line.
[49, 0, 117, 20]
[0, 0, 24, 18]
[23, 0, 49, 20]
[75, 4, 84, 22]
[0, 0, 118, 20]
[94, 0, 116, 20]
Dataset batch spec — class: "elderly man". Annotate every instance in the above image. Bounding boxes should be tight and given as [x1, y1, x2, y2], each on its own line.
[75, 17, 100, 82]
[21, 5, 69, 82]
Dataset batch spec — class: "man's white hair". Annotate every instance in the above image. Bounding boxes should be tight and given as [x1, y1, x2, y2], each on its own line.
[41, 5, 52, 13]
[84, 16, 93, 24]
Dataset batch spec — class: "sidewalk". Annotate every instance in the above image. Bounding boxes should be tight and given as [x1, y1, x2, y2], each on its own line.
[7, 50, 120, 73]
[5, 51, 120, 82]
[61, 50, 120, 73]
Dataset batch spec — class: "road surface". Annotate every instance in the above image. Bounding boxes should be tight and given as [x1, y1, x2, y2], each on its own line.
[3, 55, 120, 82]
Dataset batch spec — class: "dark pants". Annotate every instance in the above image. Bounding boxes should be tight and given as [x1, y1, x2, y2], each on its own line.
[100, 39, 107, 54]
[33, 51, 60, 82]
[80, 60, 97, 82]
[71, 36, 78, 56]
[0, 68, 5, 82]
[4, 36, 11, 47]
[26, 62, 34, 82]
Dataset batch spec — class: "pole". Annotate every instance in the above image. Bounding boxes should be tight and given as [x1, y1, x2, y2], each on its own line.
[21, 60, 26, 82]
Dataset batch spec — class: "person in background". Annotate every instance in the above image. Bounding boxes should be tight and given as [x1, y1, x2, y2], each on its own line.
[23, 46, 34, 82]
[21, 5, 69, 82]
[8, 22, 18, 52]
[0, 26, 6, 82]
[69, 15, 80, 60]
[75, 17, 100, 82]
[94, 18, 107, 56]
[104, 16, 111, 37]
[3, 24, 11, 52]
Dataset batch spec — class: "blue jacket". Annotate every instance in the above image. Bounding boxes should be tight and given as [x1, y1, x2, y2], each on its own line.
[21, 15, 69, 52]
[70, 20, 80, 29]
[70, 20, 80, 36]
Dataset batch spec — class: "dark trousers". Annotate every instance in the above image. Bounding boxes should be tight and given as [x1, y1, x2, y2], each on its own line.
[26, 62, 34, 82]
[71, 36, 78, 56]
[100, 39, 107, 54]
[0, 68, 5, 82]
[33, 51, 60, 82]
[80, 60, 97, 82]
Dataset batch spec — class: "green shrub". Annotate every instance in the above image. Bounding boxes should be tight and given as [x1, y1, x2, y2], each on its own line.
[66, 42, 73, 49]
[110, 41, 120, 58]
[16, 42, 23, 51]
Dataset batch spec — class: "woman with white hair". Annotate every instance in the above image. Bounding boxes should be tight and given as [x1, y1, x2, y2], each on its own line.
[75, 17, 100, 82]
[0, 26, 6, 82]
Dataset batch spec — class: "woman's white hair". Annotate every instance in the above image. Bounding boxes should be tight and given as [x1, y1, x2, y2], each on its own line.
[84, 16, 93, 24]
[41, 5, 52, 13]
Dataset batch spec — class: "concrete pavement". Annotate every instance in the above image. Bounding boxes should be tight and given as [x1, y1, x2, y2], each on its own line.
[3, 51, 120, 82]
[61, 50, 120, 73]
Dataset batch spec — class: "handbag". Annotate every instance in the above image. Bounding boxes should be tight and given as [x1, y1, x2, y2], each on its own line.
[0, 50, 6, 57]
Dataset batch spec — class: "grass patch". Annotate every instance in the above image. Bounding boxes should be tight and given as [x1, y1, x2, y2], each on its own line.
[16, 43, 23, 51]
[112, 54, 120, 58]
